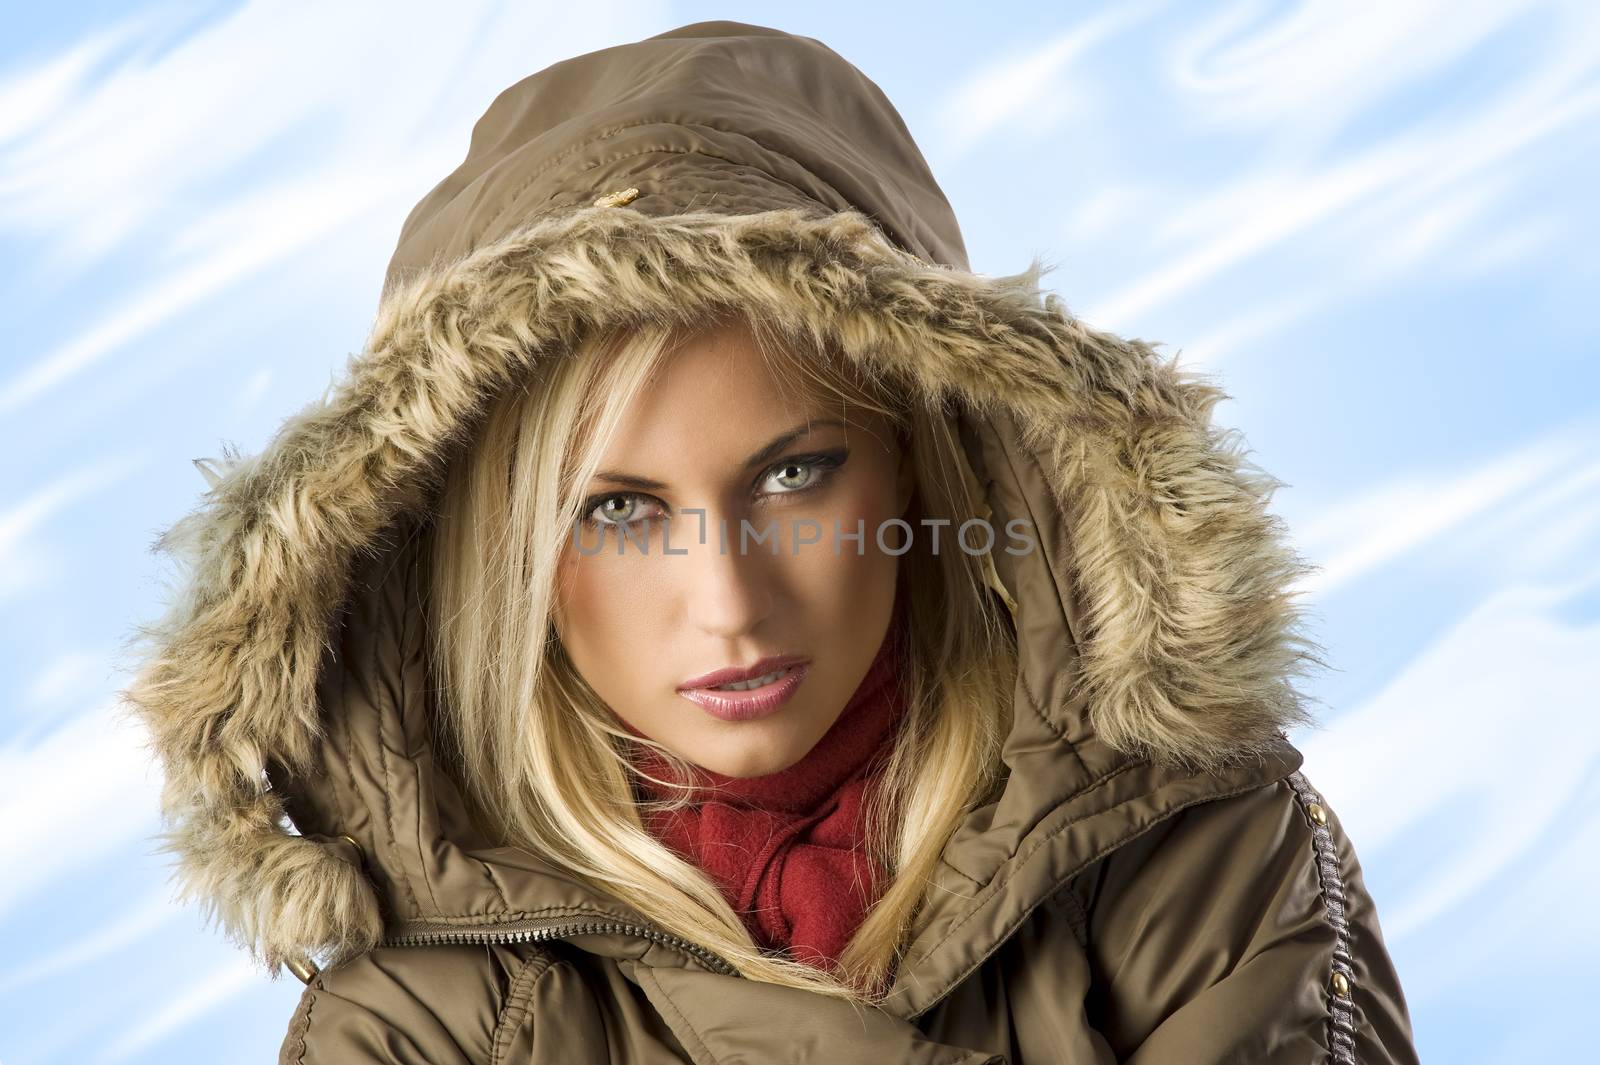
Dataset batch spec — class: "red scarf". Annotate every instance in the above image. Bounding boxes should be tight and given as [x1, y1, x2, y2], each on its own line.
[624, 606, 908, 972]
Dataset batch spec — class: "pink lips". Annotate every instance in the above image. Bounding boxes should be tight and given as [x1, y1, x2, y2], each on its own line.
[677, 658, 811, 721]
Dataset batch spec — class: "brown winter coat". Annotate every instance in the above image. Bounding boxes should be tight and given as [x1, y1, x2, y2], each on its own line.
[123, 19, 1421, 1064]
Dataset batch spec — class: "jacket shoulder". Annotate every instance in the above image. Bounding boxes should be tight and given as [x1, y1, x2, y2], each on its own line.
[1065, 770, 1420, 1064]
[278, 941, 562, 1065]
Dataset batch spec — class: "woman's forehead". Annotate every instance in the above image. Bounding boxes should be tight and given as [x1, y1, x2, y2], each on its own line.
[621, 332, 867, 430]
[588, 409, 878, 483]
[560, 318, 900, 483]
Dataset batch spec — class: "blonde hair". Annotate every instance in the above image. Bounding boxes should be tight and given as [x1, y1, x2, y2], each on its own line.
[424, 307, 1017, 1005]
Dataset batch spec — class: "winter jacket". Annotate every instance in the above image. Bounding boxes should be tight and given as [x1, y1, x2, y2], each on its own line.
[123, 19, 1421, 1065]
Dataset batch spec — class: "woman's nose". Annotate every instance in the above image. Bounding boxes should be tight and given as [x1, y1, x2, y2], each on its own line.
[683, 516, 775, 639]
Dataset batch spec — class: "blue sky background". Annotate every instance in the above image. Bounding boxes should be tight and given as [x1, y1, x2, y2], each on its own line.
[2, 2, 1596, 1061]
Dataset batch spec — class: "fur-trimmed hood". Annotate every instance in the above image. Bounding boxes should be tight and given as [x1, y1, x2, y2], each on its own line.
[121, 19, 1323, 1019]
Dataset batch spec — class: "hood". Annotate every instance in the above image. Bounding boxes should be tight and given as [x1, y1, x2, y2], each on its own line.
[122, 20, 1321, 1021]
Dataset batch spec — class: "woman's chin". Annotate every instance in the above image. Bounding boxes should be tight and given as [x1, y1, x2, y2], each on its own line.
[687, 722, 814, 778]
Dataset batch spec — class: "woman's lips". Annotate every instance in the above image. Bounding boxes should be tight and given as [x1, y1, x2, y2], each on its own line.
[677, 662, 810, 721]
[678, 653, 809, 690]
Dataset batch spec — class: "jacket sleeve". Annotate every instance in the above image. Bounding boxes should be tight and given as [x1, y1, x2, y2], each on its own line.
[1068, 771, 1420, 1064]
[277, 943, 558, 1064]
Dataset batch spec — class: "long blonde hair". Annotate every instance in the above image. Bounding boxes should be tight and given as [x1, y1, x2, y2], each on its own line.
[424, 306, 1017, 1004]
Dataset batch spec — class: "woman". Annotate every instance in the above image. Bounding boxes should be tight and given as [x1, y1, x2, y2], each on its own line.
[124, 19, 1420, 1064]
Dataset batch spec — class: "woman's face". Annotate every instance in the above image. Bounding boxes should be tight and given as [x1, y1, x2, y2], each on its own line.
[553, 322, 913, 778]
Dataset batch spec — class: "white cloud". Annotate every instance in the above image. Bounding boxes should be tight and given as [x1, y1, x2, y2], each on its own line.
[1446, 212, 1567, 281]
[0, 0, 667, 413]
[1169, 287, 1323, 367]
[1290, 419, 1600, 597]
[1294, 568, 1600, 948]
[0, 888, 180, 994]
[20, 646, 112, 719]
[1166, 0, 1557, 144]
[0, 699, 162, 921]
[234, 368, 273, 413]
[0, 167, 423, 414]
[1073, 0, 1600, 327]
[0, 14, 160, 145]
[1060, 183, 1158, 243]
[92, 955, 261, 1065]
[936, 0, 1165, 159]
[1360, 172, 1510, 279]
[0, 455, 146, 600]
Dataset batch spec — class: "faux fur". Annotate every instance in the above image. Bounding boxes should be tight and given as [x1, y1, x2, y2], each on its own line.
[119, 204, 1324, 975]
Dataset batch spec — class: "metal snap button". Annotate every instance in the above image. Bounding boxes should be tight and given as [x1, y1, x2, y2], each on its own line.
[1331, 971, 1352, 998]
[1306, 802, 1328, 826]
[322, 833, 364, 870]
[288, 955, 321, 985]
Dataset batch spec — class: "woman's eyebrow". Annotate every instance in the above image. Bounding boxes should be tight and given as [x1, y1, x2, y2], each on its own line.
[593, 417, 847, 490]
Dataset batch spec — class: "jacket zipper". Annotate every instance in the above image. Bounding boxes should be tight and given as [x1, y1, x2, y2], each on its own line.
[380, 917, 743, 978]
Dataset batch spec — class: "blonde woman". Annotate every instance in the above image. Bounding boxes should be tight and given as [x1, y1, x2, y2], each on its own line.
[124, 19, 1420, 1065]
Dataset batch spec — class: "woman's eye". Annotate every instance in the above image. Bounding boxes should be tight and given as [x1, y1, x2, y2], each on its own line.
[760, 453, 844, 496]
[579, 451, 845, 530]
[767, 461, 816, 492]
[584, 493, 660, 527]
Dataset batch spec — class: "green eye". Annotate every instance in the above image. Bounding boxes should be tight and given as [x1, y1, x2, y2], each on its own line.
[576, 448, 848, 534]
[594, 496, 636, 523]
[768, 462, 816, 491]
[761, 451, 845, 496]
[582, 493, 662, 528]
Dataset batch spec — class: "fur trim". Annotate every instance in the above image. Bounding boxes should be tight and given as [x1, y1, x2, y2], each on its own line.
[119, 204, 1325, 973]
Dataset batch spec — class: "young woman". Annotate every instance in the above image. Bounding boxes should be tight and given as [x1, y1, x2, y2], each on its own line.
[125, 20, 1420, 1064]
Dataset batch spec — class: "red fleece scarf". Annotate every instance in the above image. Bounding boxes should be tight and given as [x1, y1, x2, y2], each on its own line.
[625, 607, 908, 972]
